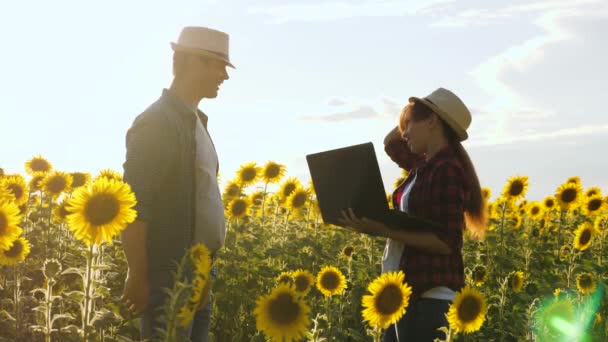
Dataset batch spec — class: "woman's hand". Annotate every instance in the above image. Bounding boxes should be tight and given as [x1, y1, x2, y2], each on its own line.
[338, 208, 391, 237]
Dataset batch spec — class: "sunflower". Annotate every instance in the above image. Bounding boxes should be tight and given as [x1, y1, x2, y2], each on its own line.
[226, 198, 250, 219]
[66, 178, 137, 246]
[278, 178, 302, 203]
[316, 266, 347, 297]
[286, 187, 309, 213]
[95, 169, 123, 182]
[361, 271, 412, 329]
[502, 175, 528, 201]
[292, 269, 315, 296]
[1, 175, 28, 205]
[53, 199, 71, 223]
[509, 271, 525, 293]
[583, 195, 604, 216]
[446, 286, 487, 334]
[42, 171, 73, 198]
[262, 161, 286, 184]
[0, 236, 31, 265]
[254, 283, 310, 342]
[543, 196, 556, 211]
[594, 215, 607, 232]
[576, 272, 596, 295]
[527, 201, 544, 220]
[28, 173, 46, 192]
[566, 176, 581, 186]
[276, 272, 293, 285]
[573, 222, 594, 251]
[189, 243, 212, 277]
[585, 186, 602, 198]
[481, 187, 491, 202]
[555, 182, 582, 211]
[237, 162, 260, 187]
[0, 201, 23, 250]
[70, 172, 91, 189]
[342, 245, 354, 258]
[249, 191, 265, 206]
[222, 180, 241, 200]
[42, 259, 62, 280]
[24, 155, 52, 175]
[471, 265, 487, 286]
[177, 304, 196, 327]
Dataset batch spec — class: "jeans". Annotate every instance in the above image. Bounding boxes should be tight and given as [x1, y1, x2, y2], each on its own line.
[141, 267, 216, 341]
[383, 297, 451, 342]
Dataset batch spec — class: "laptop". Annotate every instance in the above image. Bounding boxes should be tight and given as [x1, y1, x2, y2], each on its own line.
[306, 142, 439, 233]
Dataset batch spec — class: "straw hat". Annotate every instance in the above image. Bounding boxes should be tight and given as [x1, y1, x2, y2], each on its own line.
[409, 88, 471, 141]
[171, 26, 235, 68]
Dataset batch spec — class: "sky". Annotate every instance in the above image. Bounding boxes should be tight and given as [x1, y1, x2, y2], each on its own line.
[1, 0, 607, 202]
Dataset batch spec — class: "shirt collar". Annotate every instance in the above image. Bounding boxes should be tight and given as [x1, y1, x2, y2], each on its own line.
[419, 144, 456, 170]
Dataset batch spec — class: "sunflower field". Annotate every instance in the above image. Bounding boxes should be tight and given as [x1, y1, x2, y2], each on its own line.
[1, 156, 608, 341]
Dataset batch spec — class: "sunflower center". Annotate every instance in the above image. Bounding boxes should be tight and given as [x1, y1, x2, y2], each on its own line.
[579, 229, 591, 246]
[0, 213, 7, 234]
[587, 199, 602, 212]
[291, 193, 307, 208]
[241, 168, 257, 182]
[588, 190, 598, 197]
[57, 204, 70, 219]
[472, 268, 486, 282]
[231, 200, 247, 216]
[457, 296, 481, 323]
[509, 181, 524, 196]
[320, 272, 339, 291]
[31, 159, 50, 172]
[294, 276, 310, 292]
[531, 207, 539, 215]
[268, 293, 300, 325]
[265, 165, 280, 179]
[31, 176, 44, 190]
[579, 275, 592, 289]
[343, 246, 354, 257]
[561, 189, 577, 203]
[7, 184, 24, 201]
[283, 184, 296, 198]
[47, 176, 67, 194]
[375, 284, 403, 315]
[4, 240, 23, 258]
[71, 173, 87, 188]
[84, 193, 119, 226]
[545, 199, 554, 208]
[226, 185, 240, 197]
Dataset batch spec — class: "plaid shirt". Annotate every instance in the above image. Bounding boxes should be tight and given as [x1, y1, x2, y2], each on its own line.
[385, 139, 469, 298]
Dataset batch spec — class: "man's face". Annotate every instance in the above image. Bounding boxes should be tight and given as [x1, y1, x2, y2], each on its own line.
[189, 56, 230, 99]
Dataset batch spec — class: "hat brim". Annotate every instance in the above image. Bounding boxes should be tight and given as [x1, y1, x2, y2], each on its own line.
[171, 42, 235, 69]
[409, 96, 468, 141]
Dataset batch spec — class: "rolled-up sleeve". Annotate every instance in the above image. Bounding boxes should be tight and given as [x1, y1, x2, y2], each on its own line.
[429, 162, 465, 248]
[123, 114, 175, 223]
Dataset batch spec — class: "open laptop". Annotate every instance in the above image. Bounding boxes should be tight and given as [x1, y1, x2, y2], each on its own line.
[306, 142, 439, 232]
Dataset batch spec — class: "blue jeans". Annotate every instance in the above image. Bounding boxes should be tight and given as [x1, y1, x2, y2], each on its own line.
[141, 267, 216, 342]
[383, 298, 451, 342]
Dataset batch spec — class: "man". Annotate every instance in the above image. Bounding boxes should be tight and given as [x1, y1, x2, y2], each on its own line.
[121, 26, 233, 341]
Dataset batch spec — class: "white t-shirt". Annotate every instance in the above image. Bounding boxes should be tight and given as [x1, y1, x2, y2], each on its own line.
[193, 112, 226, 253]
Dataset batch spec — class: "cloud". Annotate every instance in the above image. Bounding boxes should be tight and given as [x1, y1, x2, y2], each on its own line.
[248, 0, 455, 24]
[299, 105, 378, 121]
[327, 98, 347, 106]
[470, 123, 608, 147]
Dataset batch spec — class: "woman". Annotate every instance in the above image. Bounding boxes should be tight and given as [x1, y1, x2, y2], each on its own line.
[340, 88, 486, 341]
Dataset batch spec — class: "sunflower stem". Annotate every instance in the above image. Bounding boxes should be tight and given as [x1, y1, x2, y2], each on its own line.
[82, 244, 94, 342]
[261, 182, 268, 223]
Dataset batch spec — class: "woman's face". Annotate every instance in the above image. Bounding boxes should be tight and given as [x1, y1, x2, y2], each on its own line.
[401, 110, 433, 155]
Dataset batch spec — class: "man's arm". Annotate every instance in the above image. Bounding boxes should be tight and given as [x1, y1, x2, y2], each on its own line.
[121, 220, 149, 315]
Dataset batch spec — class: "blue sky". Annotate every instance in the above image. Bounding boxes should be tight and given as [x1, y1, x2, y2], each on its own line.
[1, 0, 607, 201]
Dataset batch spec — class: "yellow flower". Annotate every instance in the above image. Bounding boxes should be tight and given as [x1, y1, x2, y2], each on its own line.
[582, 195, 604, 216]
[70, 172, 91, 189]
[237, 162, 260, 187]
[262, 161, 286, 184]
[95, 169, 123, 182]
[361, 271, 412, 329]
[286, 187, 309, 214]
[42, 171, 73, 198]
[28, 173, 46, 192]
[471, 265, 487, 286]
[527, 201, 544, 220]
[447, 286, 487, 334]
[249, 191, 265, 206]
[566, 176, 581, 186]
[342, 245, 354, 258]
[502, 175, 528, 201]
[510, 214, 523, 230]
[278, 178, 302, 203]
[509, 271, 525, 293]
[576, 272, 596, 295]
[190, 243, 212, 278]
[292, 269, 315, 296]
[53, 199, 71, 223]
[573, 222, 594, 251]
[226, 198, 249, 219]
[222, 180, 241, 200]
[594, 215, 608, 232]
[0, 236, 31, 265]
[177, 304, 196, 327]
[0, 200, 23, 250]
[543, 196, 556, 211]
[254, 283, 310, 342]
[585, 186, 602, 198]
[555, 182, 582, 211]
[24, 155, 53, 175]
[316, 266, 347, 296]
[276, 272, 293, 285]
[66, 178, 137, 246]
[1, 175, 28, 205]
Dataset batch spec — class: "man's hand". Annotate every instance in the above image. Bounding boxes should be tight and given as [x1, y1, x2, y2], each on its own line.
[122, 271, 150, 316]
